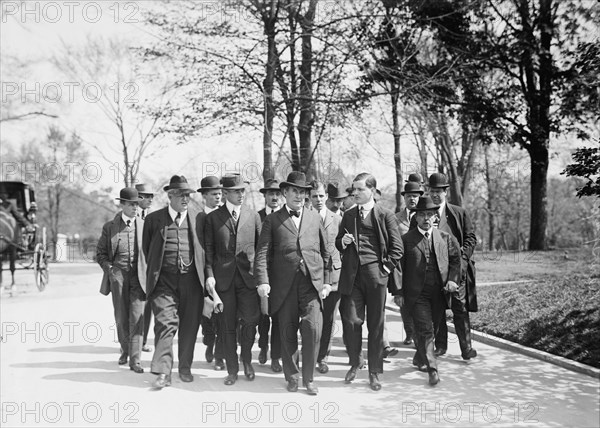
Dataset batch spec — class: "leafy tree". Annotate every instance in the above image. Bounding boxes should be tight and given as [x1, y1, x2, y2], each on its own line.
[562, 146, 600, 198]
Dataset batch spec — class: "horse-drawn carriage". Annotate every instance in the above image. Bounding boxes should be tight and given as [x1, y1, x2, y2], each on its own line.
[0, 181, 49, 293]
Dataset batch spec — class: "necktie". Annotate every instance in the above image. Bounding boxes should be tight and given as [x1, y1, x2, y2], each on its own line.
[359, 206, 365, 220]
[232, 210, 238, 222]
[424, 231, 431, 262]
[141, 210, 146, 220]
[126, 219, 131, 228]
[290, 210, 300, 218]
[175, 212, 181, 226]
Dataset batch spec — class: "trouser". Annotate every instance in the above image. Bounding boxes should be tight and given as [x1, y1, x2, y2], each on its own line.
[150, 270, 201, 375]
[277, 271, 322, 383]
[317, 289, 341, 363]
[110, 267, 145, 367]
[400, 300, 414, 340]
[434, 278, 473, 354]
[258, 314, 281, 359]
[411, 285, 445, 373]
[201, 313, 225, 360]
[340, 262, 387, 374]
[143, 302, 152, 346]
[221, 270, 260, 375]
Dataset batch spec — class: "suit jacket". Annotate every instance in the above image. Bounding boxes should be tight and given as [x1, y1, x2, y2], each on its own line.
[335, 204, 404, 296]
[254, 207, 331, 314]
[96, 212, 147, 295]
[395, 208, 411, 236]
[142, 206, 205, 297]
[400, 228, 461, 310]
[205, 204, 261, 291]
[321, 208, 342, 289]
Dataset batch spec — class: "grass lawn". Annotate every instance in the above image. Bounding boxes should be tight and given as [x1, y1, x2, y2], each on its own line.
[470, 247, 600, 368]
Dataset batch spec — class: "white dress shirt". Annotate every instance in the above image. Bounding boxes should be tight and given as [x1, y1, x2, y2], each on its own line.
[168, 205, 187, 226]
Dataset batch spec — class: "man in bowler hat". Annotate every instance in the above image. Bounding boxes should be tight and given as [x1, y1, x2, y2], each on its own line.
[204, 174, 262, 385]
[255, 171, 332, 395]
[427, 173, 478, 360]
[197, 176, 226, 371]
[394, 195, 461, 385]
[336, 173, 403, 391]
[142, 175, 205, 388]
[325, 182, 348, 216]
[256, 178, 283, 373]
[135, 183, 155, 353]
[96, 187, 147, 373]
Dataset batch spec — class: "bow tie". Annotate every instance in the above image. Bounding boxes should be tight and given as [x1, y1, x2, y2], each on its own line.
[289, 210, 300, 218]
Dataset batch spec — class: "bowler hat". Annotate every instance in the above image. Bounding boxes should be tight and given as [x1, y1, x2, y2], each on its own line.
[197, 176, 223, 192]
[116, 187, 142, 202]
[401, 181, 424, 195]
[280, 171, 311, 190]
[135, 183, 155, 196]
[221, 174, 248, 190]
[163, 175, 196, 193]
[326, 182, 348, 199]
[411, 195, 440, 211]
[260, 178, 280, 194]
[405, 172, 425, 184]
[428, 173, 450, 189]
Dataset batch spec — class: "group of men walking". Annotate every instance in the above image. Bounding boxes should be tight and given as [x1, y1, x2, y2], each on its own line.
[96, 169, 478, 393]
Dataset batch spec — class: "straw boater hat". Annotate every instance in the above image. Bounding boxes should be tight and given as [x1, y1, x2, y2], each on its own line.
[135, 183, 155, 196]
[163, 175, 196, 193]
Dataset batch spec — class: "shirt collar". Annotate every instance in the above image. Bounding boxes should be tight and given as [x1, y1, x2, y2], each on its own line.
[358, 199, 375, 212]
[417, 226, 433, 238]
[226, 200, 241, 216]
[204, 205, 218, 214]
[121, 213, 135, 225]
[266, 205, 279, 215]
[318, 208, 327, 221]
[438, 201, 446, 213]
[168, 204, 187, 223]
[285, 205, 302, 215]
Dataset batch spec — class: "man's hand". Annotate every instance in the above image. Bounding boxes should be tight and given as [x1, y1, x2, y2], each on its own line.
[393, 295, 403, 308]
[341, 232, 355, 247]
[321, 283, 332, 299]
[444, 280, 459, 294]
[257, 283, 271, 298]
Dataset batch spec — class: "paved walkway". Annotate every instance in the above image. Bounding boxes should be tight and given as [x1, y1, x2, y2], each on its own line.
[1, 263, 599, 427]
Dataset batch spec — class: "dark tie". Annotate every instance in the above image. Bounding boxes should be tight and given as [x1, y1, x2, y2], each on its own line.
[424, 231, 431, 262]
[126, 219, 131, 228]
[175, 212, 181, 226]
[359, 206, 365, 220]
[232, 210, 238, 222]
[290, 210, 300, 218]
[141, 210, 146, 220]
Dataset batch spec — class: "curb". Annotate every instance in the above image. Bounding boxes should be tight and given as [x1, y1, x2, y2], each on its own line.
[385, 304, 600, 380]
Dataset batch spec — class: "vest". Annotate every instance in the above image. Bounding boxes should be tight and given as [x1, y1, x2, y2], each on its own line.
[113, 219, 137, 272]
[161, 216, 194, 273]
[358, 210, 379, 265]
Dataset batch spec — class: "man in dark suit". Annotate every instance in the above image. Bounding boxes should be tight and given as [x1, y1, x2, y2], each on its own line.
[394, 180, 424, 346]
[427, 173, 478, 360]
[96, 187, 147, 373]
[205, 174, 262, 385]
[135, 183, 155, 353]
[196, 176, 226, 371]
[394, 195, 461, 385]
[336, 173, 403, 391]
[142, 175, 205, 388]
[256, 178, 283, 373]
[309, 181, 344, 374]
[255, 171, 332, 395]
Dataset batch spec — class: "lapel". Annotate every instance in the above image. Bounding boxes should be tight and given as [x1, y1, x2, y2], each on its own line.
[438, 204, 449, 230]
[278, 208, 297, 236]
[109, 213, 122, 260]
[432, 228, 447, 267]
[237, 206, 250, 233]
[298, 208, 312, 238]
[322, 209, 332, 230]
[346, 206, 359, 244]
[217, 205, 235, 234]
[134, 216, 143, 249]
[416, 230, 428, 258]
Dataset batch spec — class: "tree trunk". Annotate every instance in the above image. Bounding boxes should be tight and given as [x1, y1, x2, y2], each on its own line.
[484, 146, 495, 251]
[261, 3, 277, 180]
[391, 87, 402, 212]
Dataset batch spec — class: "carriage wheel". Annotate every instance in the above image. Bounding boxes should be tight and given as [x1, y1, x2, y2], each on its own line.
[33, 243, 49, 291]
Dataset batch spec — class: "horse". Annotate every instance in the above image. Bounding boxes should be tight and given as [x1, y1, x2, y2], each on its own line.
[0, 211, 17, 291]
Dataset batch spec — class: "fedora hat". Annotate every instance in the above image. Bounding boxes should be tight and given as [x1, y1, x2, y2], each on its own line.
[327, 182, 348, 199]
[221, 174, 248, 190]
[116, 187, 142, 202]
[197, 176, 223, 192]
[260, 178, 280, 194]
[163, 175, 196, 193]
[401, 181, 424, 195]
[135, 183, 154, 196]
[428, 172, 450, 189]
[279, 171, 311, 190]
[411, 195, 440, 212]
[405, 172, 425, 184]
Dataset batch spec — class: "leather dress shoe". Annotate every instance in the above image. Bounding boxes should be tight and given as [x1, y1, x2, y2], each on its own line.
[382, 346, 398, 358]
[303, 381, 318, 395]
[462, 349, 478, 360]
[129, 364, 144, 374]
[205, 346, 214, 363]
[434, 348, 447, 357]
[271, 359, 282, 373]
[258, 347, 268, 364]
[403, 337, 413, 345]
[142, 344, 152, 352]
[152, 374, 171, 389]
[286, 379, 298, 392]
[118, 352, 128, 365]
[369, 373, 382, 391]
[317, 361, 329, 374]
[243, 362, 255, 380]
[224, 373, 238, 385]
[345, 366, 359, 383]
[428, 370, 440, 386]
[179, 372, 194, 382]
[214, 358, 225, 371]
